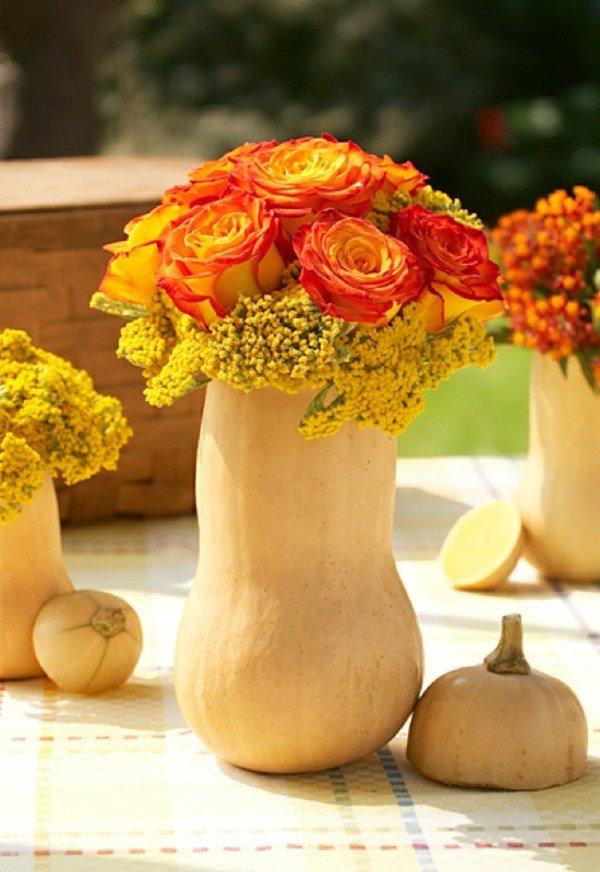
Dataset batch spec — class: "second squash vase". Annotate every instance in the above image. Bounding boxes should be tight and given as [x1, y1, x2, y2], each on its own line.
[516, 354, 600, 583]
[0, 475, 73, 679]
[175, 381, 424, 773]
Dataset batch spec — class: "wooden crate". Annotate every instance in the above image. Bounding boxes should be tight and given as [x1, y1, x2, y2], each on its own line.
[0, 157, 205, 524]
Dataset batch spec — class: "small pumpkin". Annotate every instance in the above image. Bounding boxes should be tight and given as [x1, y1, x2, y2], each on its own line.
[33, 590, 142, 695]
[407, 613, 588, 790]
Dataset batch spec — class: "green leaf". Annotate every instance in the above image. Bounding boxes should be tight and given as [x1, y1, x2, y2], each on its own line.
[303, 382, 334, 419]
[557, 357, 569, 378]
[591, 298, 600, 336]
[90, 293, 149, 320]
[192, 376, 211, 391]
[486, 317, 513, 344]
[575, 351, 599, 393]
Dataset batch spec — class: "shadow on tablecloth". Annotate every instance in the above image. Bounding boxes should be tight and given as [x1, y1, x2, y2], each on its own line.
[394, 486, 470, 559]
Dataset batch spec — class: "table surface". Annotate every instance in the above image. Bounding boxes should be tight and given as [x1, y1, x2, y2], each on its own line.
[1, 456, 598, 872]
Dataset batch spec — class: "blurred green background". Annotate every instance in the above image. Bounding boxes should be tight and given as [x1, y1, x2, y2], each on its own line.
[1, 0, 597, 454]
[397, 346, 530, 456]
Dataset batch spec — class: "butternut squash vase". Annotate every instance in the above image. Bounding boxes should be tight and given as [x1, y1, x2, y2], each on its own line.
[0, 475, 73, 679]
[516, 355, 600, 583]
[175, 382, 424, 774]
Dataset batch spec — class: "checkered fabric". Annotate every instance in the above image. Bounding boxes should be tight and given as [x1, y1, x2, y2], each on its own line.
[1, 457, 598, 871]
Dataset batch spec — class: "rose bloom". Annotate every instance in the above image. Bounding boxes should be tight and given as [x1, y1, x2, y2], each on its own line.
[294, 210, 424, 324]
[229, 135, 387, 227]
[379, 156, 428, 195]
[158, 193, 285, 328]
[391, 205, 504, 331]
[99, 203, 182, 305]
[162, 141, 275, 210]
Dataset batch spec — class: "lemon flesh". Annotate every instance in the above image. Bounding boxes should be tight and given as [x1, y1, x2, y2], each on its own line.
[441, 500, 524, 590]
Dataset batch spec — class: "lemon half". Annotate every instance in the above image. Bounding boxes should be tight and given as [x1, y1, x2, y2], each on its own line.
[441, 500, 524, 591]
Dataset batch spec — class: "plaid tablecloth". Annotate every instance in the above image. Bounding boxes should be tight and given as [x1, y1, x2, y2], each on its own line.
[1, 457, 598, 871]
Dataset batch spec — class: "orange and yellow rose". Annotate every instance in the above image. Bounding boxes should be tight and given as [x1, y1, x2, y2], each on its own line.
[378, 156, 427, 195]
[294, 210, 424, 324]
[158, 193, 285, 328]
[162, 141, 274, 209]
[97, 137, 499, 335]
[229, 135, 386, 224]
[99, 203, 182, 305]
[391, 205, 504, 331]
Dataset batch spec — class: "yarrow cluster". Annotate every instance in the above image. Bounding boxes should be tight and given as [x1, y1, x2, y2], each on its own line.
[0, 330, 131, 523]
[492, 187, 600, 386]
[91, 134, 503, 437]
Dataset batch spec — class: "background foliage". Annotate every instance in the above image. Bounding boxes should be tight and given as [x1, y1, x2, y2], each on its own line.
[111, 0, 600, 221]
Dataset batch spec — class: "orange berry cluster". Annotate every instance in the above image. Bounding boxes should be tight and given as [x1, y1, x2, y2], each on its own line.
[492, 187, 600, 361]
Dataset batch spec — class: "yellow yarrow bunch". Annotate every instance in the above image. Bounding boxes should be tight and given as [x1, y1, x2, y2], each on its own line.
[171, 288, 346, 393]
[117, 287, 347, 406]
[0, 330, 132, 523]
[299, 305, 495, 439]
[115, 289, 495, 439]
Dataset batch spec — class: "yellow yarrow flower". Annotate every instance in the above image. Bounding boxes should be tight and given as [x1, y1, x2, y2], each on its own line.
[187, 287, 345, 395]
[0, 330, 132, 522]
[367, 186, 483, 232]
[0, 433, 45, 524]
[117, 288, 347, 407]
[299, 305, 495, 440]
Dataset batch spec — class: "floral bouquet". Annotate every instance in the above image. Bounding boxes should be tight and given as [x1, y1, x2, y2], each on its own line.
[493, 186, 600, 585]
[492, 186, 600, 387]
[0, 330, 131, 523]
[91, 134, 504, 438]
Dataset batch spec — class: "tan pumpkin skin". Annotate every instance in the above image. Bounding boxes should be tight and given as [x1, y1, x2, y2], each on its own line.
[407, 664, 588, 790]
[175, 381, 424, 774]
[0, 475, 73, 679]
[33, 589, 143, 695]
[516, 355, 600, 583]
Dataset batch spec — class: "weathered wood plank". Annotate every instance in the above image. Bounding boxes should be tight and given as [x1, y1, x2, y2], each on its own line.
[0, 156, 204, 523]
[0, 156, 193, 213]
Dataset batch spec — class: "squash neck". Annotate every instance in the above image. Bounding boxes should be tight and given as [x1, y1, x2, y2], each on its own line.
[194, 382, 399, 587]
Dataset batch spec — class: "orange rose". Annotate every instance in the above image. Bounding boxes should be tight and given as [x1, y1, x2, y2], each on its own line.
[158, 193, 285, 328]
[99, 203, 182, 305]
[229, 135, 386, 225]
[378, 156, 428, 195]
[162, 141, 275, 209]
[391, 205, 504, 331]
[294, 210, 424, 324]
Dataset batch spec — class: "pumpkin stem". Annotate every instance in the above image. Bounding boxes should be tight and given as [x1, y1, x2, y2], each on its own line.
[484, 613, 531, 675]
